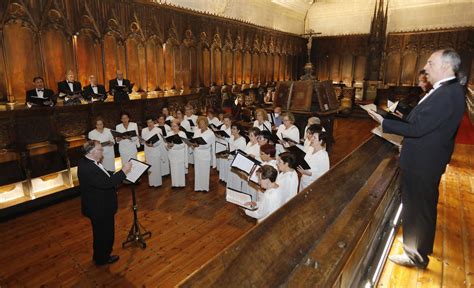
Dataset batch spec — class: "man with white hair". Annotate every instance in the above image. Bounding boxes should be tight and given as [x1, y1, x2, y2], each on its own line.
[368, 48, 465, 268]
[83, 75, 107, 102]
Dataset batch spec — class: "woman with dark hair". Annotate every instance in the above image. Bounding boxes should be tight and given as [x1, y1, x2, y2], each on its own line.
[155, 114, 171, 176]
[167, 119, 188, 188]
[276, 152, 299, 204]
[141, 116, 162, 187]
[226, 123, 247, 190]
[244, 165, 284, 222]
[259, 144, 277, 169]
[216, 114, 232, 182]
[88, 117, 115, 174]
[192, 116, 216, 192]
[242, 127, 261, 198]
[298, 126, 330, 191]
[115, 112, 139, 166]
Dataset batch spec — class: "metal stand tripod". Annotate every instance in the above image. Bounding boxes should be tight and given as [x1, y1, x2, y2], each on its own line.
[122, 183, 151, 249]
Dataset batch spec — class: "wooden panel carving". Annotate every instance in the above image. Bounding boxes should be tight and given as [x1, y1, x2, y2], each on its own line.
[146, 38, 158, 91]
[43, 30, 70, 92]
[77, 32, 99, 86]
[244, 51, 251, 84]
[104, 34, 119, 88]
[252, 53, 259, 84]
[235, 51, 243, 84]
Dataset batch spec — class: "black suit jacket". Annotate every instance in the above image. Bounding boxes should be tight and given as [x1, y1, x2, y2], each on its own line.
[78, 157, 126, 219]
[83, 84, 107, 102]
[57, 80, 82, 97]
[109, 78, 131, 93]
[383, 79, 465, 176]
[25, 88, 55, 106]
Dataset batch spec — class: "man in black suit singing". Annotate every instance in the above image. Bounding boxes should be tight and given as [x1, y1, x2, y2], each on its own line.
[25, 76, 55, 107]
[58, 70, 83, 105]
[368, 48, 465, 268]
[109, 70, 132, 102]
[78, 140, 132, 266]
[83, 75, 107, 103]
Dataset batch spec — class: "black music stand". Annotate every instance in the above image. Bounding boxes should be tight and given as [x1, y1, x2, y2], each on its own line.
[122, 159, 152, 249]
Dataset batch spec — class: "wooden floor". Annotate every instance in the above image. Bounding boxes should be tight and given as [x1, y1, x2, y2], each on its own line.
[378, 143, 474, 287]
[0, 117, 377, 287]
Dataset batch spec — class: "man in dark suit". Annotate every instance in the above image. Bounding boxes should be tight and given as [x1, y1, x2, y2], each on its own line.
[109, 70, 132, 102]
[58, 70, 83, 105]
[78, 140, 132, 266]
[26, 76, 55, 107]
[368, 48, 465, 268]
[83, 75, 107, 103]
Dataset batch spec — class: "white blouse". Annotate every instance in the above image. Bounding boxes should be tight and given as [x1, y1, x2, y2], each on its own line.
[115, 122, 140, 147]
[253, 120, 272, 132]
[276, 124, 300, 143]
[245, 186, 284, 222]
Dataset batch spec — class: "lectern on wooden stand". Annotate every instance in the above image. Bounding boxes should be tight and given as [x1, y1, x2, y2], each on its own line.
[122, 159, 152, 249]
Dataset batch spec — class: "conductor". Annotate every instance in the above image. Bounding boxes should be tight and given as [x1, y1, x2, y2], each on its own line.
[78, 140, 132, 266]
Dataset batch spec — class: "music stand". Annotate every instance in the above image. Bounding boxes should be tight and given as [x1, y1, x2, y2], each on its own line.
[122, 159, 152, 249]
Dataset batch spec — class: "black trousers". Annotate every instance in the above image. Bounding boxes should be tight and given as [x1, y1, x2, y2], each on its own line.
[89, 215, 115, 264]
[401, 169, 442, 264]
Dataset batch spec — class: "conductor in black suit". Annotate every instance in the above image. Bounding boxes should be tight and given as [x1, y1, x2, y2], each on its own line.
[26, 76, 55, 107]
[368, 48, 465, 268]
[83, 75, 107, 103]
[58, 70, 83, 105]
[78, 140, 132, 266]
[109, 70, 132, 102]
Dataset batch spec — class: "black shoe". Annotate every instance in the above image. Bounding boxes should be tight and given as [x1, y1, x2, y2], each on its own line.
[388, 254, 428, 269]
[95, 255, 120, 266]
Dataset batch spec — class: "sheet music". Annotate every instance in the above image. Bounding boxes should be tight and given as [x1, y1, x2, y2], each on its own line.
[387, 100, 399, 112]
[231, 152, 258, 175]
[249, 165, 261, 184]
[359, 103, 377, 113]
[126, 158, 151, 183]
[225, 187, 255, 210]
[371, 125, 403, 148]
[215, 140, 228, 153]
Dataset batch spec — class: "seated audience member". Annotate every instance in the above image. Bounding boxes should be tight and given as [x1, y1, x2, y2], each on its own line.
[166, 120, 188, 188]
[191, 116, 216, 192]
[260, 144, 277, 169]
[109, 70, 132, 102]
[245, 165, 284, 222]
[276, 152, 299, 204]
[83, 75, 107, 102]
[272, 106, 283, 127]
[297, 124, 330, 191]
[58, 70, 83, 105]
[253, 108, 272, 132]
[88, 117, 115, 174]
[26, 76, 55, 107]
[141, 116, 162, 187]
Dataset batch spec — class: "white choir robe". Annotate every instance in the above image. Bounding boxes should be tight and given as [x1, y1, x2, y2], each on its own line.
[261, 159, 278, 169]
[167, 131, 188, 187]
[276, 124, 300, 155]
[184, 116, 197, 164]
[216, 124, 231, 177]
[155, 124, 171, 176]
[165, 115, 175, 122]
[193, 129, 216, 191]
[142, 127, 162, 187]
[208, 117, 222, 127]
[276, 170, 299, 204]
[299, 147, 330, 191]
[184, 114, 198, 126]
[226, 136, 247, 190]
[88, 128, 116, 172]
[245, 186, 284, 222]
[116, 122, 139, 166]
[180, 120, 191, 133]
[241, 142, 262, 199]
[253, 120, 272, 132]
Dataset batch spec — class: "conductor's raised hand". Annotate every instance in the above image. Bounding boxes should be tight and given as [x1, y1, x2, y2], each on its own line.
[122, 161, 132, 174]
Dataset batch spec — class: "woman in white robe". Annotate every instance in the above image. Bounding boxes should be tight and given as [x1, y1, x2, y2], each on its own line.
[216, 115, 232, 181]
[241, 127, 261, 199]
[141, 117, 162, 187]
[166, 120, 188, 187]
[183, 105, 198, 164]
[276, 152, 299, 204]
[192, 116, 216, 192]
[162, 107, 175, 123]
[245, 165, 284, 222]
[226, 123, 247, 190]
[115, 112, 139, 166]
[303, 117, 323, 152]
[253, 108, 272, 132]
[175, 110, 191, 132]
[276, 112, 300, 155]
[88, 118, 115, 173]
[155, 115, 171, 176]
[259, 144, 278, 169]
[298, 125, 330, 191]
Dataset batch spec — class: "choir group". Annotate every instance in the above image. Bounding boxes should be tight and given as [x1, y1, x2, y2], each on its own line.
[87, 104, 330, 222]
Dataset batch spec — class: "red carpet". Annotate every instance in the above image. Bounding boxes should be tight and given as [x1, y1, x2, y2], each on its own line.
[455, 112, 474, 145]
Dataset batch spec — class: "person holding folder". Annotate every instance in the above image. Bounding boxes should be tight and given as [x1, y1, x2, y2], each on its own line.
[192, 116, 216, 192]
[26, 76, 55, 107]
[115, 112, 139, 166]
[88, 118, 115, 174]
[216, 115, 232, 182]
[260, 144, 278, 169]
[141, 117, 162, 187]
[83, 75, 107, 103]
[276, 112, 300, 155]
[244, 165, 284, 222]
[297, 124, 330, 191]
[276, 152, 299, 204]
[57, 70, 83, 105]
[109, 70, 132, 102]
[166, 120, 188, 188]
[78, 140, 132, 266]
[253, 108, 272, 132]
[175, 110, 191, 132]
[154, 114, 171, 176]
[225, 123, 247, 190]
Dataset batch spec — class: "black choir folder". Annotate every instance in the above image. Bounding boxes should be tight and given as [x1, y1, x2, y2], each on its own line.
[111, 130, 137, 138]
[125, 158, 151, 184]
[157, 126, 167, 137]
[214, 130, 230, 138]
[144, 134, 159, 145]
[231, 150, 261, 175]
[165, 134, 183, 144]
[182, 137, 207, 146]
[188, 119, 195, 127]
[286, 145, 311, 170]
